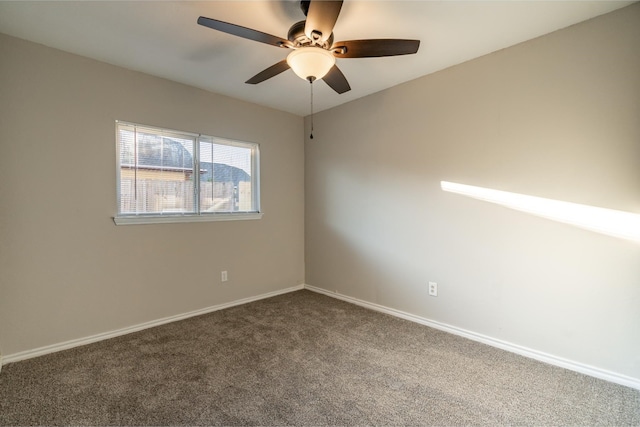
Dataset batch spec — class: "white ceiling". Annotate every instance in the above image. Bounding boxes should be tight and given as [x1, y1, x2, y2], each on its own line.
[0, 1, 634, 116]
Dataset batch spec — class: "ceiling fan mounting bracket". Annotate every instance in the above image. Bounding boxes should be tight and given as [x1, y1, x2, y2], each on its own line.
[331, 46, 347, 55]
[310, 30, 322, 42]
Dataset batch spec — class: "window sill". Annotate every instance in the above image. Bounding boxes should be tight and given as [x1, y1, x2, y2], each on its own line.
[113, 212, 263, 226]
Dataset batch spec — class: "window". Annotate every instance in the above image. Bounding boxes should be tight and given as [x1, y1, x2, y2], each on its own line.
[115, 121, 261, 225]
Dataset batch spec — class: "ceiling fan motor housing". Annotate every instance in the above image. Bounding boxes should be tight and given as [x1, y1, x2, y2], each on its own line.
[288, 20, 333, 49]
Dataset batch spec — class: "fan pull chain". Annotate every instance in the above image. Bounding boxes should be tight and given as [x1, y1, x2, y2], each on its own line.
[309, 78, 314, 139]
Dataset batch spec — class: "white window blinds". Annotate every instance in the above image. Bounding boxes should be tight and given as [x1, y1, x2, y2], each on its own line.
[115, 121, 260, 224]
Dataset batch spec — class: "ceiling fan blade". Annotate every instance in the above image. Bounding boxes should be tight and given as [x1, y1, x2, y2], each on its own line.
[304, 0, 343, 43]
[322, 65, 351, 94]
[198, 16, 292, 48]
[333, 39, 420, 58]
[245, 60, 291, 85]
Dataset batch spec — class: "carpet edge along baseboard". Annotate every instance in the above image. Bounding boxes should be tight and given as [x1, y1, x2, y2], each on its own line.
[2, 282, 638, 392]
[303, 284, 640, 391]
[2, 284, 305, 366]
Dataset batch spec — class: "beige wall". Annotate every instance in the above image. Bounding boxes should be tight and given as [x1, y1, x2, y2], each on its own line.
[1, 4, 639, 383]
[0, 33, 305, 356]
[305, 5, 640, 379]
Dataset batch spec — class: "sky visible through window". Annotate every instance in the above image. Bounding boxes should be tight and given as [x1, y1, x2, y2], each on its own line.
[199, 141, 252, 176]
[119, 128, 252, 176]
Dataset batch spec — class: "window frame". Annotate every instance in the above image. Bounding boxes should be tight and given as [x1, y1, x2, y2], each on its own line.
[114, 121, 262, 225]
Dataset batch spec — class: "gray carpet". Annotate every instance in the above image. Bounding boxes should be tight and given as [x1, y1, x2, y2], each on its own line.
[1, 290, 638, 426]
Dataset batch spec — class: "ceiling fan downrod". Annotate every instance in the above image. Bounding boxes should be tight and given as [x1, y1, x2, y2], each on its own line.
[300, 1, 311, 17]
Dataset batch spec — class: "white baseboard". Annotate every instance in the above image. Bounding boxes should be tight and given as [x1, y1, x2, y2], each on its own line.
[304, 284, 640, 391]
[4, 283, 638, 391]
[2, 284, 304, 366]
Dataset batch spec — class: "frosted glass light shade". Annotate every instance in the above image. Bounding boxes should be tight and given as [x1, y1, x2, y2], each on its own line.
[287, 47, 336, 81]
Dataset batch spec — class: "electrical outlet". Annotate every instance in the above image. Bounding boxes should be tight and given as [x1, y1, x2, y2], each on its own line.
[221, 271, 228, 282]
[428, 282, 438, 297]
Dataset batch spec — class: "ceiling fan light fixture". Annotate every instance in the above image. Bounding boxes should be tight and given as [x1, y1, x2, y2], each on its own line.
[287, 47, 335, 81]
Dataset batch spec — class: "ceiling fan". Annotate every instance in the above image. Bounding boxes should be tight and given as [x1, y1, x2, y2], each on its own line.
[197, 0, 420, 94]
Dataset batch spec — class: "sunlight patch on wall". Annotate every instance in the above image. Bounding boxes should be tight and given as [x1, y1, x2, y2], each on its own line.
[441, 181, 640, 244]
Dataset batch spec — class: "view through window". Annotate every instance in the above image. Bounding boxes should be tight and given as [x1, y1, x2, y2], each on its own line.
[116, 122, 259, 222]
